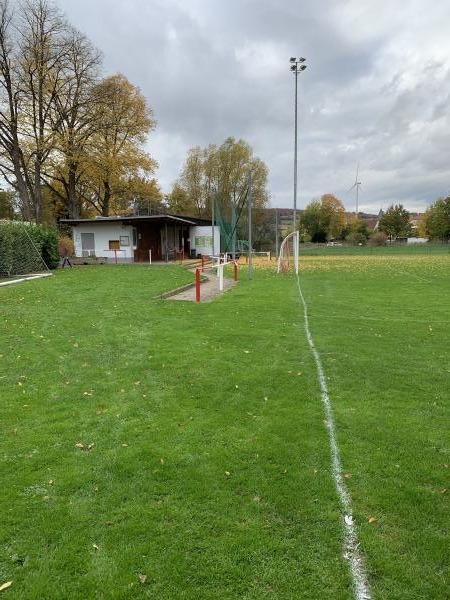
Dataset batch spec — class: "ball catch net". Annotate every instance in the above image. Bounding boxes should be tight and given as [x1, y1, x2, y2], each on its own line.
[277, 231, 299, 274]
[0, 222, 49, 278]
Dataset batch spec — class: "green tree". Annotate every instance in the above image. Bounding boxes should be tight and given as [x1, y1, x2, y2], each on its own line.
[422, 197, 450, 241]
[300, 194, 346, 242]
[378, 204, 411, 241]
[300, 199, 329, 242]
[174, 137, 269, 219]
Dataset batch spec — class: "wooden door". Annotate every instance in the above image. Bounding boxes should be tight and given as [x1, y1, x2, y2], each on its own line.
[135, 226, 161, 262]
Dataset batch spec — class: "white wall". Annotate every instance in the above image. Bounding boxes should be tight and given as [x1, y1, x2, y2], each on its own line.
[190, 225, 220, 257]
[73, 223, 135, 262]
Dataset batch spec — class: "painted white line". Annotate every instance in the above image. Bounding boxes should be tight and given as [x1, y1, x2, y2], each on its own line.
[0, 273, 52, 287]
[296, 274, 371, 600]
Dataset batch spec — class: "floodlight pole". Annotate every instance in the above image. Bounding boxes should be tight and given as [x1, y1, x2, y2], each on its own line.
[290, 57, 307, 233]
[211, 194, 215, 257]
[248, 171, 253, 280]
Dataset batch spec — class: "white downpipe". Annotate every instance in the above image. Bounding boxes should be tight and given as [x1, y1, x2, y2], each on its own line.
[149, 249, 152, 264]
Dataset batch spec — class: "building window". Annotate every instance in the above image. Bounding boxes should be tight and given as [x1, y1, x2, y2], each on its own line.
[109, 240, 120, 250]
[120, 235, 130, 246]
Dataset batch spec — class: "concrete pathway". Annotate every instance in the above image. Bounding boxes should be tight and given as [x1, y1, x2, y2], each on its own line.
[165, 269, 237, 302]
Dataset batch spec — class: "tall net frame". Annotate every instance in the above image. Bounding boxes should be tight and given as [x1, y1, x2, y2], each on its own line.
[277, 231, 299, 274]
[0, 222, 50, 278]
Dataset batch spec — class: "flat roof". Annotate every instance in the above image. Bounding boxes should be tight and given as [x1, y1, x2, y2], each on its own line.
[60, 214, 198, 226]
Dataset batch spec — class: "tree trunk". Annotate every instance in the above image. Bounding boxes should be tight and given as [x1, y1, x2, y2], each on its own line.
[102, 180, 111, 216]
[68, 162, 80, 218]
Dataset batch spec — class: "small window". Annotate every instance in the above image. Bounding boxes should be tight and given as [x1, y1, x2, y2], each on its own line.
[120, 235, 130, 246]
[132, 228, 137, 247]
[109, 240, 120, 250]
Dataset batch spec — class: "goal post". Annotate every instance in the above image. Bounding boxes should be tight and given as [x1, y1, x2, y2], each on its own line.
[277, 231, 299, 274]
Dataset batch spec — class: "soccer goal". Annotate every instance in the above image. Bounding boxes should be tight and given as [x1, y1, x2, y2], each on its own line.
[277, 231, 299, 274]
[0, 222, 50, 280]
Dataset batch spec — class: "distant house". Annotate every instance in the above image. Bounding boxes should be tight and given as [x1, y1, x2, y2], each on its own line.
[60, 214, 220, 262]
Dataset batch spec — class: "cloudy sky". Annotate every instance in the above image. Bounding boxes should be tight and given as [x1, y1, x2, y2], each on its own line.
[57, 0, 450, 214]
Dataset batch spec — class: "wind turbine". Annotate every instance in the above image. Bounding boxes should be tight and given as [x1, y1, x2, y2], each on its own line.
[348, 164, 361, 217]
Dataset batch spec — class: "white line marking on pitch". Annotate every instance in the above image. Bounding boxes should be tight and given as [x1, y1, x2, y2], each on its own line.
[296, 274, 371, 600]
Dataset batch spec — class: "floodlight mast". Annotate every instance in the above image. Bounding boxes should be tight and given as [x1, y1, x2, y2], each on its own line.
[290, 57, 307, 232]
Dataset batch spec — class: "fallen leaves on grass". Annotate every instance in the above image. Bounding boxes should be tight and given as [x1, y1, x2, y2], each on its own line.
[138, 574, 147, 584]
[92, 544, 99, 551]
[225, 471, 231, 476]
[0, 581, 12, 592]
[75, 442, 94, 451]
[344, 473, 351, 480]
[121, 443, 129, 448]
[368, 517, 377, 524]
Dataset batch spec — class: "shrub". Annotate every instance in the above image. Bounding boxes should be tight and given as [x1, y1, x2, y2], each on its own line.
[347, 232, 367, 246]
[58, 236, 75, 257]
[370, 231, 388, 246]
[27, 224, 60, 269]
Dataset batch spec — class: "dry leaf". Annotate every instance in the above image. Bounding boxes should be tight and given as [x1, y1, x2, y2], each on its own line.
[92, 544, 99, 550]
[440, 488, 447, 494]
[0, 581, 12, 592]
[87, 444, 95, 450]
[225, 471, 231, 476]
[160, 458, 165, 464]
[75, 442, 84, 449]
[344, 473, 351, 480]
[121, 443, 128, 448]
[138, 574, 147, 584]
[73, 342, 78, 347]
[368, 517, 377, 524]
[134, 381, 141, 385]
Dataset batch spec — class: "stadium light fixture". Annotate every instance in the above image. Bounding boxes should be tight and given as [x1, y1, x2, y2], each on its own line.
[290, 56, 307, 232]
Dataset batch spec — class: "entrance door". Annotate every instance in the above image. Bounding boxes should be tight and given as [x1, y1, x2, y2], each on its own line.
[135, 226, 161, 262]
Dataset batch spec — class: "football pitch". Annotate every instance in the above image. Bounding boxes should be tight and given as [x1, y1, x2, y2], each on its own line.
[1, 252, 449, 599]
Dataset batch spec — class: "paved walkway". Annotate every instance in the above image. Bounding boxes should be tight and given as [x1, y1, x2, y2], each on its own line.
[166, 269, 237, 302]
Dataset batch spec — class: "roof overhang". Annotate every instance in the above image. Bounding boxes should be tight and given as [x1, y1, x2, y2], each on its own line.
[60, 214, 197, 226]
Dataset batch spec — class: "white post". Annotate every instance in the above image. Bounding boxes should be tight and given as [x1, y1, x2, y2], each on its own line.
[219, 263, 224, 291]
[149, 249, 152, 264]
[294, 231, 299, 274]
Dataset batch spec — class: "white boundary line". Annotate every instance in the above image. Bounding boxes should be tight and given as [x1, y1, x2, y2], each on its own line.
[296, 274, 371, 600]
[0, 273, 53, 287]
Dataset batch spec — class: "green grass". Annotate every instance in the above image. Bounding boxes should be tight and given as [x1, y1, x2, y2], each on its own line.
[1, 257, 449, 598]
[299, 242, 449, 257]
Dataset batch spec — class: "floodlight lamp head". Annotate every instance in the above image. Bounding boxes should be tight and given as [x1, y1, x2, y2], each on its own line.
[290, 57, 296, 62]
[300, 65, 307, 71]
[298, 57, 306, 62]
[290, 65, 296, 71]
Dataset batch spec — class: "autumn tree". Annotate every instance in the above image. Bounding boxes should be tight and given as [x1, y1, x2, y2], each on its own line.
[378, 204, 411, 241]
[0, 0, 33, 218]
[300, 194, 346, 242]
[43, 29, 102, 218]
[78, 74, 157, 216]
[0, 2, 159, 221]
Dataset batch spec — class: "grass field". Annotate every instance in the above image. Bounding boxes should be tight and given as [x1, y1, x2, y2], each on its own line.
[0, 252, 449, 599]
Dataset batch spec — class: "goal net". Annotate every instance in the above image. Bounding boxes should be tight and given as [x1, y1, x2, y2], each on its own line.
[0, 222, 50, 278]
[277, 231, 299, 274]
